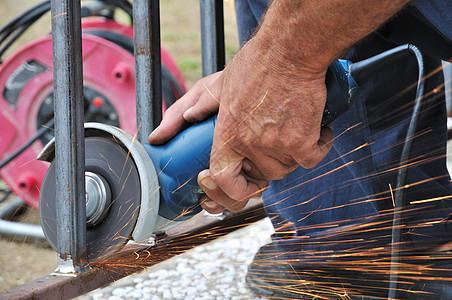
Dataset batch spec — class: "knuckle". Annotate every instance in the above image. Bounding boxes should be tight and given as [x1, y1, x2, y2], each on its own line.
[299, 156, 321, 169]
[194, 79, 207, 92]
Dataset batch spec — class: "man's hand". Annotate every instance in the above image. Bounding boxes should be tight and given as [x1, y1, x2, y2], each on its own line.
[149, 0, 409, 214]
[183, 37, 334, 213]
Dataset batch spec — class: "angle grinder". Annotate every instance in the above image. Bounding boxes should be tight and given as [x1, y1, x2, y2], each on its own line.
[40, 46, 412, 260]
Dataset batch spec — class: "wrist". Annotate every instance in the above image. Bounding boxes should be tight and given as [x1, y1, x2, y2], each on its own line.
[240, 29, 327, 86]
[254, 1, 337, 73]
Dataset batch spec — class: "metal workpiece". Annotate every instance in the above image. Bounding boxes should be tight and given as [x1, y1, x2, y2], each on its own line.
[133, 0, 162, 143]
[200, 0, 225, 76]
[50, 0, 87, 274]
[3, 201, 266, 300]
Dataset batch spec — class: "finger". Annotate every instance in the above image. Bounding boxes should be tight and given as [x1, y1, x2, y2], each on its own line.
[242, 159, 266, 180]
[183, 74, 223, 123]
[209, 144, 265, 202]
[318, 123, 334, 149]
[147, 94, 195, 145]
[199, 196, 225, 214]
[148, 72, 222, 145]
[198, 170, 248, 212]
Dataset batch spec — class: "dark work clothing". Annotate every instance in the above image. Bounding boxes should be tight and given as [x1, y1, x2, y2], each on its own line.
[378, 5, 452, 61]
[411, 0, 452, 45]
[234, 0, 452, 295]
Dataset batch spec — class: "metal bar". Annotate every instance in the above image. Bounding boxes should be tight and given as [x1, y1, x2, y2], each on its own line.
[133, 0, 162, 144]
[50, 0, 87, 274]
[0, 197, 45, 239]
[2, 202, 266, 299]
[200, 0, 225, 76]
[1, 270, 124, 300]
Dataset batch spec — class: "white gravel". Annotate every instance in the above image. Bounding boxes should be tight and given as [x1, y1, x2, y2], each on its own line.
[79, 218, 274, 300]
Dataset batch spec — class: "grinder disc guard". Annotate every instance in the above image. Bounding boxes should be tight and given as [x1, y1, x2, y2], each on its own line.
[39, 137, 141, 261]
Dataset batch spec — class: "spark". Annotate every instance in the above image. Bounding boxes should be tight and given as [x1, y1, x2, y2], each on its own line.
[389, 183, 395, 207]
[202, 83, 234, 121]
[98, 152, 120, 180]
[52, 12, 68, 18]
[18, 157, 40, 169]
[171, 174, 197, 194]
[264, 161, 355, 209]
[410, 194, 452, 205]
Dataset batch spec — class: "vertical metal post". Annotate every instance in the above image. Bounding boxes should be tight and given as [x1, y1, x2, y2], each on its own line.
[50, 0, 87, 274]
[133, 0, 162, 144]
[200, 0, 225, 76]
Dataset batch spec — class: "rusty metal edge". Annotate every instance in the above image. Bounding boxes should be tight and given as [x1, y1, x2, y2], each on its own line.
[1, 201, 266, 299]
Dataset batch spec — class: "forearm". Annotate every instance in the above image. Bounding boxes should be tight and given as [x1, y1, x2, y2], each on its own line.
[252, 0, 410, 74]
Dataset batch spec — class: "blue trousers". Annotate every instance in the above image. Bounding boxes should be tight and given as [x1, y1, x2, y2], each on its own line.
[235, 0, 452, 265]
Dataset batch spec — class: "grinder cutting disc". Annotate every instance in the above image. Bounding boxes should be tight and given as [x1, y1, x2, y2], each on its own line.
[39, 136, 141, 261]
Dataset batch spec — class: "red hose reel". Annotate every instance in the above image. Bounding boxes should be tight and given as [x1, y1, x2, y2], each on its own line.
[0, 18, 186, 209]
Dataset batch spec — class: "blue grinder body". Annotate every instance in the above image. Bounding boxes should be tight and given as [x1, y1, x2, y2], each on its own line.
[144, 117, 216, 220]
[144, 59, 359, 220]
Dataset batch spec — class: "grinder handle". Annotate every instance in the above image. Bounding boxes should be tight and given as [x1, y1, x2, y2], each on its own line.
[144, 58, 360, 220]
